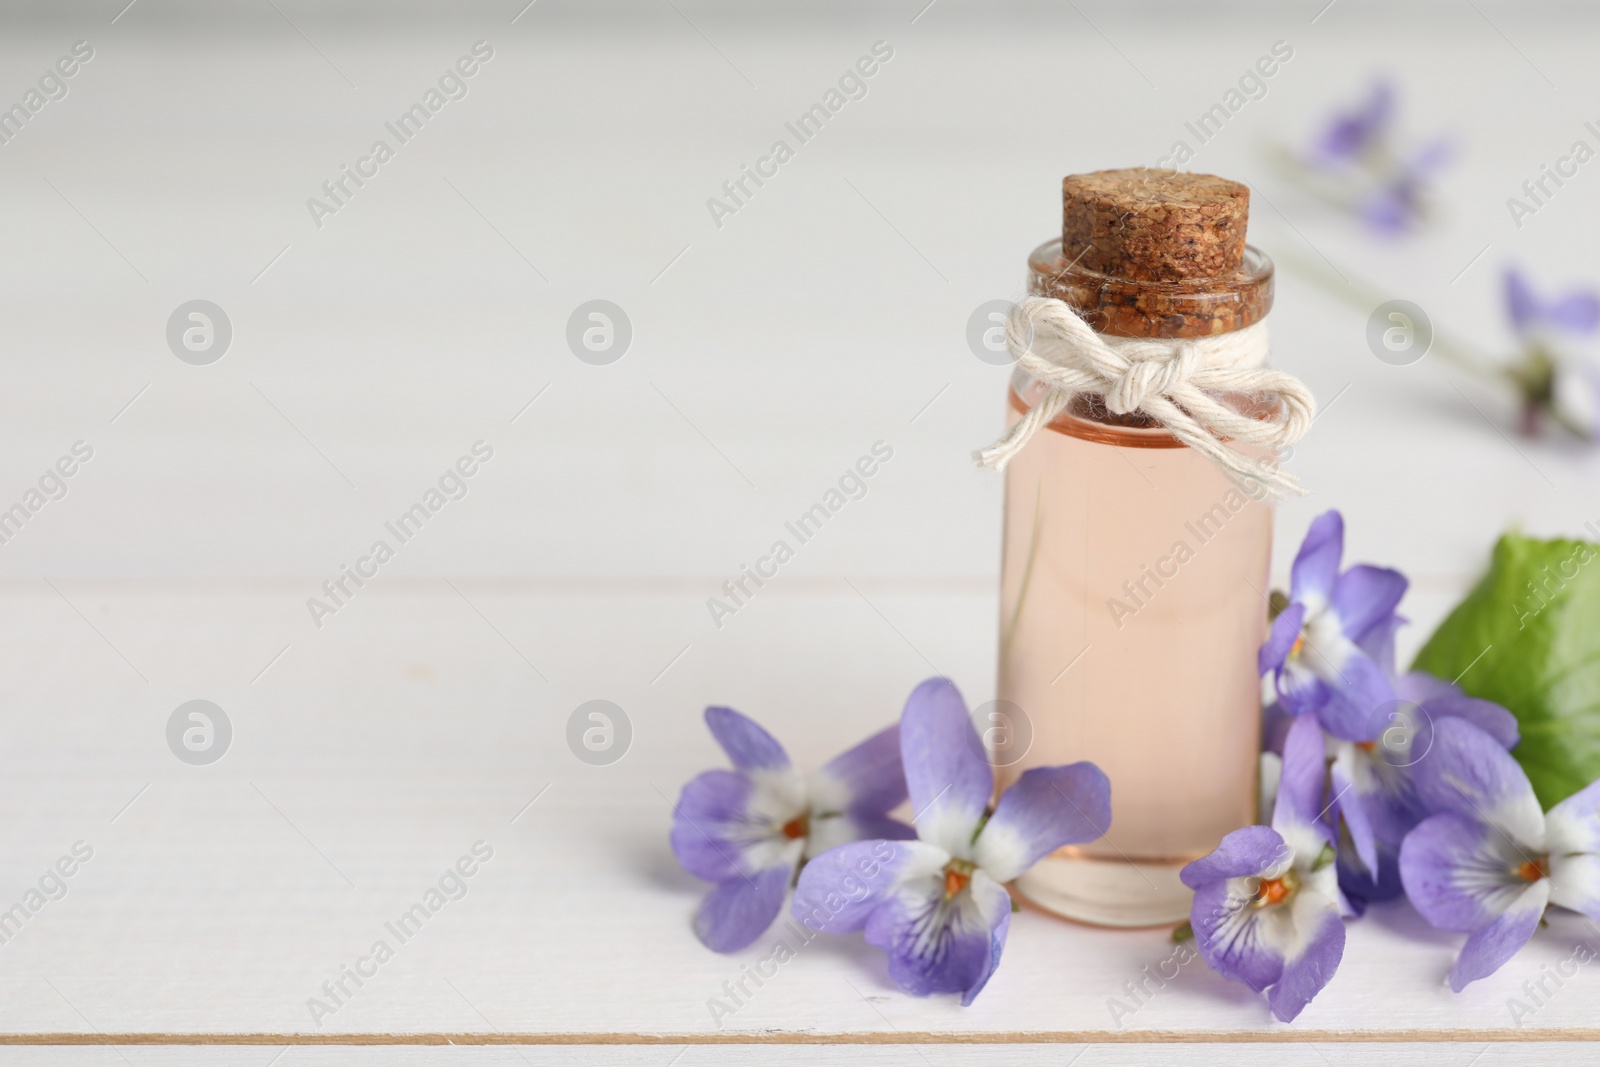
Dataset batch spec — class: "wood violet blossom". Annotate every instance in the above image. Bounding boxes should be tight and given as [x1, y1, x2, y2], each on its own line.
[1329, 671, 1518, 911]
[1259, 510, 1408, 741]
[1301, 79, 1452, 233]
[1503, 266, 1600, 440]
[790, 678, 1110, 1004]
[669, 706, 915, 953]
[1181, 715, 1347, 1022]
[1399, 717, 1600, 991]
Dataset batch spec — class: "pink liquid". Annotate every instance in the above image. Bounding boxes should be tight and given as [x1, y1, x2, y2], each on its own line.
[994, 393, 1270, 926]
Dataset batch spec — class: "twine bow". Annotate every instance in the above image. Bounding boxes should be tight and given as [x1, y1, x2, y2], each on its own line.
[975, 295, 1315, 500]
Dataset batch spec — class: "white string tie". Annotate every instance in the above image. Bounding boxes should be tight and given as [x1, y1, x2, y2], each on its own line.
[975, 295, 1315, 500]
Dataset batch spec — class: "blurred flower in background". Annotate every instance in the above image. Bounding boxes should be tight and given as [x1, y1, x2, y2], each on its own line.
[1503, 267, 1600, 440]
[1273, 79, 1452, 234]
[1274, 249, 1600, 447]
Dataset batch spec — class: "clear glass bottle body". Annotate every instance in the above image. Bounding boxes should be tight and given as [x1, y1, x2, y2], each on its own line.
[993, 240, 1275, 927]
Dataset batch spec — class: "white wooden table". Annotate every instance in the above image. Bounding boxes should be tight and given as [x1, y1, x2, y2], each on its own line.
[3, 3, 1600, 1063]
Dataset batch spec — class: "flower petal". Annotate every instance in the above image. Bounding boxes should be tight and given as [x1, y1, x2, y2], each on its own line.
[1548, 852, 1600, 919]
[1448, 880, 1550, 992]
[693, 864, 793, 953]
[1546, 777, 1600, 919]
[1355, 612, 1403, 676]
[1290, 511, 1344, 610]
[1259, 604, 1305, 676]
[959, 870, 1012, 1005]
[1188, 878, 1286, 993]
[1261, 703, 1293, 759]
[1315, 80, 1392, 162]
[1272, 715, 1332, 855]
[705, 706, 791, 772]
[1345, 743, 1423, 848]
[672, 765, 809, 881]
[1276, 659, 1330, 718]
[1299, 848, 1349, 918]
[1394, 670, 1457, 705]
[1181, 825, 1289, 888]
[974, 763, 1111, 883]
[862, 865, 1011, 1002]
[791, 839, 943, 934]
[1412, 718, 1544, 848]
[671, 770, 758, 882]
[1545, 290, 1600, 334]
[1399, 811, 1530, 933]
[899, 678, 993, 858]
[1266, 891, 1346, 1022]
[1396, 670, 1518, 749]
[1329, 564, 1407, 644]
[812, 723, 908, 817]
[1543, 778, 1600, 855]
[1406, 136, 1454, 178]
[1308, 646, 1392, 742]
[1506, 268, 1538, 334]
[806, 811, 916, 859]
[1337, 837, 1404, 911]
[1361, 189, 1413, 234]
[1423, 695, 1519, 751]
[1331, 749, 1378, 876]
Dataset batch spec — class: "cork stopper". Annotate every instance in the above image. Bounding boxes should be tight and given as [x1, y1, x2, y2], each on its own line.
[1062, 169, 1250, 282]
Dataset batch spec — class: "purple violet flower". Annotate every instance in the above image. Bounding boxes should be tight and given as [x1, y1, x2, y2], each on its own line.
[1181, 715, 1347, 1022]
[1313, 80, 1393, 165]
[790, 678, 1110, 1004]
[1334, 835, 1404, 916]
[1257, 512, 1523, 918]
[1503, 267, 1600, 440]
[670, 706, 914, 953]
[1329, 672, 1518, 911]
[1359, 139, 1452, 234]
[1259, 510, 1407, 742]
[1307, 79, 1452, 234]
[1399, 718, 1600, 991]
[1506, 268, 1600, 337]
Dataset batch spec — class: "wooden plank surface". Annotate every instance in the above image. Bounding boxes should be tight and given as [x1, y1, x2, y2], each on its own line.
[2, 581, 1598, 1046]
[0, 1043, 1591, 1066]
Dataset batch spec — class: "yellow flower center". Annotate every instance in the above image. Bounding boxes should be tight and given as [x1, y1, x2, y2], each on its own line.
[1255, 876, 1292, 906]
[942, 859, 976, 899]
[1514, 859, 1548, 883]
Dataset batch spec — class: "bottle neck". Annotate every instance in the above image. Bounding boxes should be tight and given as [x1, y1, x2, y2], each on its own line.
[1014, 239, 1276, 445]
[1027, 239, 1273, 339]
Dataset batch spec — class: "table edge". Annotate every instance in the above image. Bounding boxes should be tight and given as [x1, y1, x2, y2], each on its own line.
[0, 1030, 1590, 1045]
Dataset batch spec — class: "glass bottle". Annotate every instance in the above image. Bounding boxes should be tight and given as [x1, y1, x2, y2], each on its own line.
[992, 171, 1277, 927]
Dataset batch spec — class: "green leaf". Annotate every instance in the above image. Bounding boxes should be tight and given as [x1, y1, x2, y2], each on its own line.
[1412, 532, 1600, 808]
